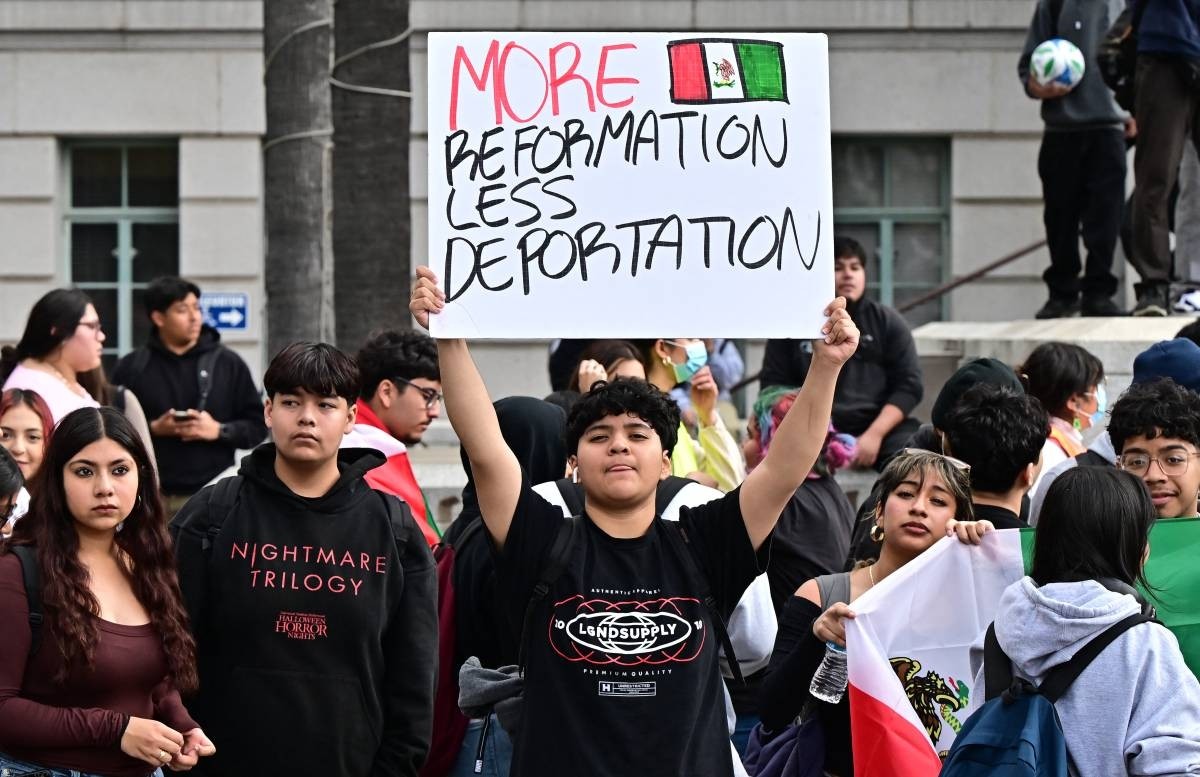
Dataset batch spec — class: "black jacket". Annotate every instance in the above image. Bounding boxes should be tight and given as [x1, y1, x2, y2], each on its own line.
[171, 446, 437, 777]
[112, 326, 267, 493]
[760, 296, 923, 435]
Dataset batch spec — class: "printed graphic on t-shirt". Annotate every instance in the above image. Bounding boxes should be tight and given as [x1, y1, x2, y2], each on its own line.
[275, 611, 329, 640]
[549, 588, 707, 671]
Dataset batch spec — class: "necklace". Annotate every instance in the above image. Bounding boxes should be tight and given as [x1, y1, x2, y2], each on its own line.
[867, 564, 877, 588]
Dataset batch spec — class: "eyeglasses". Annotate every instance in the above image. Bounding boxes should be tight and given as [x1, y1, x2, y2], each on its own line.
[393, 377, 443, 409]
[1118, 451, 1200, 477]
[900, 448, 972, 473]
[77, 319, 103, 335]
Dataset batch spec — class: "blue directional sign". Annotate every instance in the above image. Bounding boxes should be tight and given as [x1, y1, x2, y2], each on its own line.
[200, 292, 249, 331]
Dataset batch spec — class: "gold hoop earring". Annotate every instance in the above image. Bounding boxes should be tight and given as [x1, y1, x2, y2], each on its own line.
[869, 523, 885, 543]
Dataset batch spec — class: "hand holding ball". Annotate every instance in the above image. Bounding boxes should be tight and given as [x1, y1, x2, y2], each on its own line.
[1030, 38, 1085, 91]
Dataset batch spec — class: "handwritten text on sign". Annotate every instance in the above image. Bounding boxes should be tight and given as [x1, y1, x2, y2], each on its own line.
[427, 33, 833, 338]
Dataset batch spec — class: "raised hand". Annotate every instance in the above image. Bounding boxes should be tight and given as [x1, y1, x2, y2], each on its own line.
[410, 266, 445, 331]
[814, 297, 859, 367]
[689, 365, 719, 426]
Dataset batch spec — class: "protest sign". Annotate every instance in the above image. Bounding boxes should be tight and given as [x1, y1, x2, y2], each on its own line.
[426, 32, 833, 338]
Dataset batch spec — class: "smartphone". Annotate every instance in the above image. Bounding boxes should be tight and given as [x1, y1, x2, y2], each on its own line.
[173, 410, 194, 421]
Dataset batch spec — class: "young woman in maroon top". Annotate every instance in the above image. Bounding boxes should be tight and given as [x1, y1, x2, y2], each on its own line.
[0, 406, 214, 776]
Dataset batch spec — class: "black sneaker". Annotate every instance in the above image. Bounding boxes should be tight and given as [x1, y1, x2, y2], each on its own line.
[1035, 298, 1080, 319]
[1132, 284, 1169, 317]
[1081, 296, 1125, 317]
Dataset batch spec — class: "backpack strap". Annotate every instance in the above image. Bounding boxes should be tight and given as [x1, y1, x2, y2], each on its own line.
[377, 490, 415, 553]
[553, 478, 586, 517]
[556, 475, 693, 520]
[1040, 611, 1152, 703]
[201, 476, 243, 556]
[659, 522, 744, 685]
[11, 546, 42, 657]
[195, 348, 221, 413]
[654, 475, 693, 517]
[982, 623, 1015, 702]
[111, 385, 127, 414]
[517, 516, 581, 676]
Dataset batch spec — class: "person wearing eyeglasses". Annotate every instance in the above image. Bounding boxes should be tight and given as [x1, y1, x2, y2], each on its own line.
[1, 288, 104, 424]
[1108, 378, 1200, 519]
[342, 330, 444, 546]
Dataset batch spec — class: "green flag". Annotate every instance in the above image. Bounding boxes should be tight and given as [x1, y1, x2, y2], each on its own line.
[1021, 517, 1200, 677]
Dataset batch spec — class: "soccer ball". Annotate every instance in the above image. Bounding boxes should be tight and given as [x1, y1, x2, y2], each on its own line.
[1030, 38, 1086, 90]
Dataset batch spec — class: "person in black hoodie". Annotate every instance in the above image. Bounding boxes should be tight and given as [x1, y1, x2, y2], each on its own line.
[112, 277, 267, 516]
[170, 342, 437, 777]
[758, 237, 922, 471]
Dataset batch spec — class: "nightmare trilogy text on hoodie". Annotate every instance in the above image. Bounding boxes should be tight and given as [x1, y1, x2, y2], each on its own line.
[170, 446, 437, 777]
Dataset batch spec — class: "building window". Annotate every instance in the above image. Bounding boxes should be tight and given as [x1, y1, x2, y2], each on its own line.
[831, 138, 950, 327]
[64, 142, 179, 369]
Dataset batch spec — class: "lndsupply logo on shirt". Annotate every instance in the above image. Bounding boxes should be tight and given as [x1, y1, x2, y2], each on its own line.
[549, 594, 707, 666]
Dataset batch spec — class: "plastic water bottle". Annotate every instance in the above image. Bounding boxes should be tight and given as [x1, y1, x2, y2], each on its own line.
[809, 641, 848, 704]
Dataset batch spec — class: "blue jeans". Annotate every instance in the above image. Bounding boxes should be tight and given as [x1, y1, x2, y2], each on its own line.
[447, 714, 513, 777]
[0, 752, 157, 777]
[732, 713, 761, 758]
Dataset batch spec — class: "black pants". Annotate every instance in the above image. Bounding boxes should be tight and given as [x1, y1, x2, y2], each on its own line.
[1038, 126, 1126, 301]
[1132, 54, 1200, 285]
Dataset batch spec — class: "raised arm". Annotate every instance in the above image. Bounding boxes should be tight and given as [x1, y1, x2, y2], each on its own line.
[739, 299, 859, 548]
[409, 267, 523, 547]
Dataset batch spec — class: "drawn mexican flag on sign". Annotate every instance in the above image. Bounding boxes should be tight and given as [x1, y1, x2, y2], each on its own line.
[667, 38, 788, 104]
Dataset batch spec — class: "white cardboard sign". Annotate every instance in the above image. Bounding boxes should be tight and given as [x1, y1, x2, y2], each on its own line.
[427, 32, 833, 339]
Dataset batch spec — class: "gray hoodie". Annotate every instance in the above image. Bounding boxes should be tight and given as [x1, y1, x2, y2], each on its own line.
[1017, 0, 1127, 129]
[971, 578, 1200, 777]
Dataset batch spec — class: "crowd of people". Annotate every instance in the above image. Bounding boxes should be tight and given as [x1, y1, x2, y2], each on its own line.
[1022, 0, 1200, 318]
[0, 243, 1196, 777]
[1, 2, 1200, 769]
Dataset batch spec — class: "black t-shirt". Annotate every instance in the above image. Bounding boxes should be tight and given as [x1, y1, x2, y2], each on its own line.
[493, 481, 762, 777]
[969, 502, 1026, 530]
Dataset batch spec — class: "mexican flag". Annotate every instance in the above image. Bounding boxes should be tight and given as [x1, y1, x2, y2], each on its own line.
[845, 519, 1200, 777]
[667, 39, 788, 104]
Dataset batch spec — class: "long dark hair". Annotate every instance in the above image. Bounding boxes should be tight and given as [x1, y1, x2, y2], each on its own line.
[0, 289, 92, 384]
[7, 407, 197, 691]
[1031, 467, 1155, 590]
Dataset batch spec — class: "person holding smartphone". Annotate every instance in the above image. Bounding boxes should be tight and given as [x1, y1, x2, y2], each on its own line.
[111, 277, 267, 518]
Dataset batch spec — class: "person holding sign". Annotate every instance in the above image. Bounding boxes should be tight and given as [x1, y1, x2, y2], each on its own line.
[410, 265, 858, 777]
[634, 338, 746, 492]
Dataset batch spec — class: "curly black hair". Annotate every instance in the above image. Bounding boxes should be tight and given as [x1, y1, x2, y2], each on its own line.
[943, 385, 1049, 493]
[1108, 378, 1200, 454]
[565, 378, 680, 455]
[356, 329, 439, 400]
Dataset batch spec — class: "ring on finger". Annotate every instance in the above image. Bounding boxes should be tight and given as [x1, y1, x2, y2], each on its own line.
[159, 749, 170, 761]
